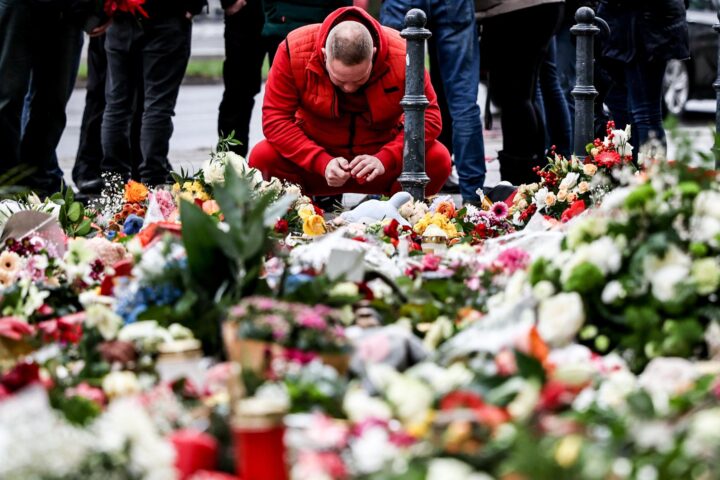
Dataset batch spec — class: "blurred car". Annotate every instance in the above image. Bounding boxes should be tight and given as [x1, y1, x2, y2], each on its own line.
[663, 0, 719, 115]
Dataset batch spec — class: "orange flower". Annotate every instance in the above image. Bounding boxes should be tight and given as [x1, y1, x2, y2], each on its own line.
[124, 180, 149, 203]
[436, 200, 456, 219]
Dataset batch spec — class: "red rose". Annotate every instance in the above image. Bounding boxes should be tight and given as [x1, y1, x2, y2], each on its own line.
[38, 314, 84, 344]
[518, 203, 538, 223]
[537, 380, 577, 411]
[383, 219, 400, 240]
[560, 199, 586, 223]
[313, 205, 324, 216]
[474, 222, 488, 238]
[274, 218, 289, 234]
[1, 361, 41, 393]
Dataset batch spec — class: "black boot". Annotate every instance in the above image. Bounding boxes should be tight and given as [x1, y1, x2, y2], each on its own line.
[497, 150, 545, 187]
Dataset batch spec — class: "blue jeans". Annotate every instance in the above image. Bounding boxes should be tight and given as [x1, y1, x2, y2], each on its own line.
[604, 58, 667, 157]
[536, 38, 572, 158]
[380, 0, 485, 201]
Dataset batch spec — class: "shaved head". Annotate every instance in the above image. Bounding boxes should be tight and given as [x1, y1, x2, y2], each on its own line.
[325, 21, 374, 66]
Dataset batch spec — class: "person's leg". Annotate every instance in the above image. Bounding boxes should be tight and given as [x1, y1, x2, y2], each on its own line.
[102, 15, 141, 181]
[430, 0, 485, 201]
[74, 34, 108, 190]
[484, 4, 561, 185]
[0, 0, 32, 177]
[625, 59, 667, 152]
[249, 140, 317, 191]
[20, 11, 83, 195]
[424, 140, 452, 196]
[428, 37, 453, 157]
[539, 37, 572, 158]
[218, 0, 265, 157]
[555, 18, 576, 128]
[265, 35, 284, 66]
[138, 14, 191, 185]
[379, 0, 428, 30]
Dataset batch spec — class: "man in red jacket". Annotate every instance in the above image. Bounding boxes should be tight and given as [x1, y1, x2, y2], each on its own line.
[249, 6, 451, 197]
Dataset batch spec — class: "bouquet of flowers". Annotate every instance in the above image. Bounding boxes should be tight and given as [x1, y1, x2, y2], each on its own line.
[528, 157, 720, 371]
[510, 121, 635, 227]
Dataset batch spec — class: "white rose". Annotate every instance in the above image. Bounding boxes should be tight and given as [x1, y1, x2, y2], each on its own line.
[643, 245, 692, 303]
[549, 344, 595, 387]
[426, 458, 474, 480]
[202, 158, 226, 185]
[534, 187, 549, 210]
[537, 292, 586, 346]
[351, 426, 397, 474]
[601, 280, 626, 304]
[533, 280, 556, 301]
[596, 369, 638, 410]
[587, 237, 622, 275]
[385, 375, 434, 423]
[102, 371, 141, 398]
[343, 385, 393, 422]
[560, 172, 580, 191]
[639, 357, 698, 405]
[221, 151, 249, 174]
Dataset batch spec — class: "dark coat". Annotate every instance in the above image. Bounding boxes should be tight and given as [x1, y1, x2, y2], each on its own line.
[260, 0, 352, 38]
[597, 0, 689, 63]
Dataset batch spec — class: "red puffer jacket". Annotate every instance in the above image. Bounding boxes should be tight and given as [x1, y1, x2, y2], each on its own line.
[261, 6, 442, 177]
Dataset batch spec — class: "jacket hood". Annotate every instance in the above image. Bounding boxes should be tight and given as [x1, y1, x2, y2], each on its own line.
[312, 6, 390, 78]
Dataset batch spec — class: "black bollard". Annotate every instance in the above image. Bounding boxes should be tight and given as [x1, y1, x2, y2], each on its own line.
[399, 9, 431, 200]
[571, 7, 601, 157]
[713, 11, 720, 168]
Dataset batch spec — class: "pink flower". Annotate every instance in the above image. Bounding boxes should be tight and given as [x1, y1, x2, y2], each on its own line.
[153, 190, 176, 219]
[296, 451, 348, 479]
[490, 201, 509, 220]
[66, 382, 106, 406]
[422, 254, 441, 271]
[494, 248, 530, 274]
[297, 310, 327, 330]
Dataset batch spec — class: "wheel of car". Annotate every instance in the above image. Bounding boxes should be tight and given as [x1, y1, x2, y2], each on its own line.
[662, 59, 690, 117]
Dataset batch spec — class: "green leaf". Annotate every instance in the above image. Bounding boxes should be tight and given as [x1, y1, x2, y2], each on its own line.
[67, 202, 82, 223]
[514, 350, 546, 383]
[75, 218, 93, 237]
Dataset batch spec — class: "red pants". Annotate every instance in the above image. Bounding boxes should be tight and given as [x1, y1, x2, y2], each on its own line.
[249, 140, 452, 196]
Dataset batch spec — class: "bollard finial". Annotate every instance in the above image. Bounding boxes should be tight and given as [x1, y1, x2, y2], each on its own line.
[575, 6, 595, 23]
[404, 8, 427, 28]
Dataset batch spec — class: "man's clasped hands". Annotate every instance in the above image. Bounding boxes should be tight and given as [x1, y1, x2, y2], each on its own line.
[324, 155, 386, 187]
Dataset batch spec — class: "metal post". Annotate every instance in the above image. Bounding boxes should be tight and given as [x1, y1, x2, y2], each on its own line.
[713, 11, 720, 169]
[571, 7, 600, 157]
[399, 9, 431, 200]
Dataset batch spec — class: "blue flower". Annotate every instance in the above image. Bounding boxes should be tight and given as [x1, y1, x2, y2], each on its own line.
[106, 230, 117, 241]
[123, 214, 144, 235]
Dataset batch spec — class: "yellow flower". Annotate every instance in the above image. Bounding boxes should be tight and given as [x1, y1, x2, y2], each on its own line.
[179, 191, 194, 203]
[297, 204, 315, 221]
[171, 183, 181, 194]
[303, 214, 326, 236]
[555, 434, 583, 468]
[182, 181, 193, 191]
[0, 251, 20, 274]
[191, 181, 204, 193]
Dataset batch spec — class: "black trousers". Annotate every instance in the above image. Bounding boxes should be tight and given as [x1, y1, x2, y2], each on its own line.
[73, 35, 143, 187]
[218, 0, 282, 157]
[482, 3, 563, 183]
[102, 13, 191, 185]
